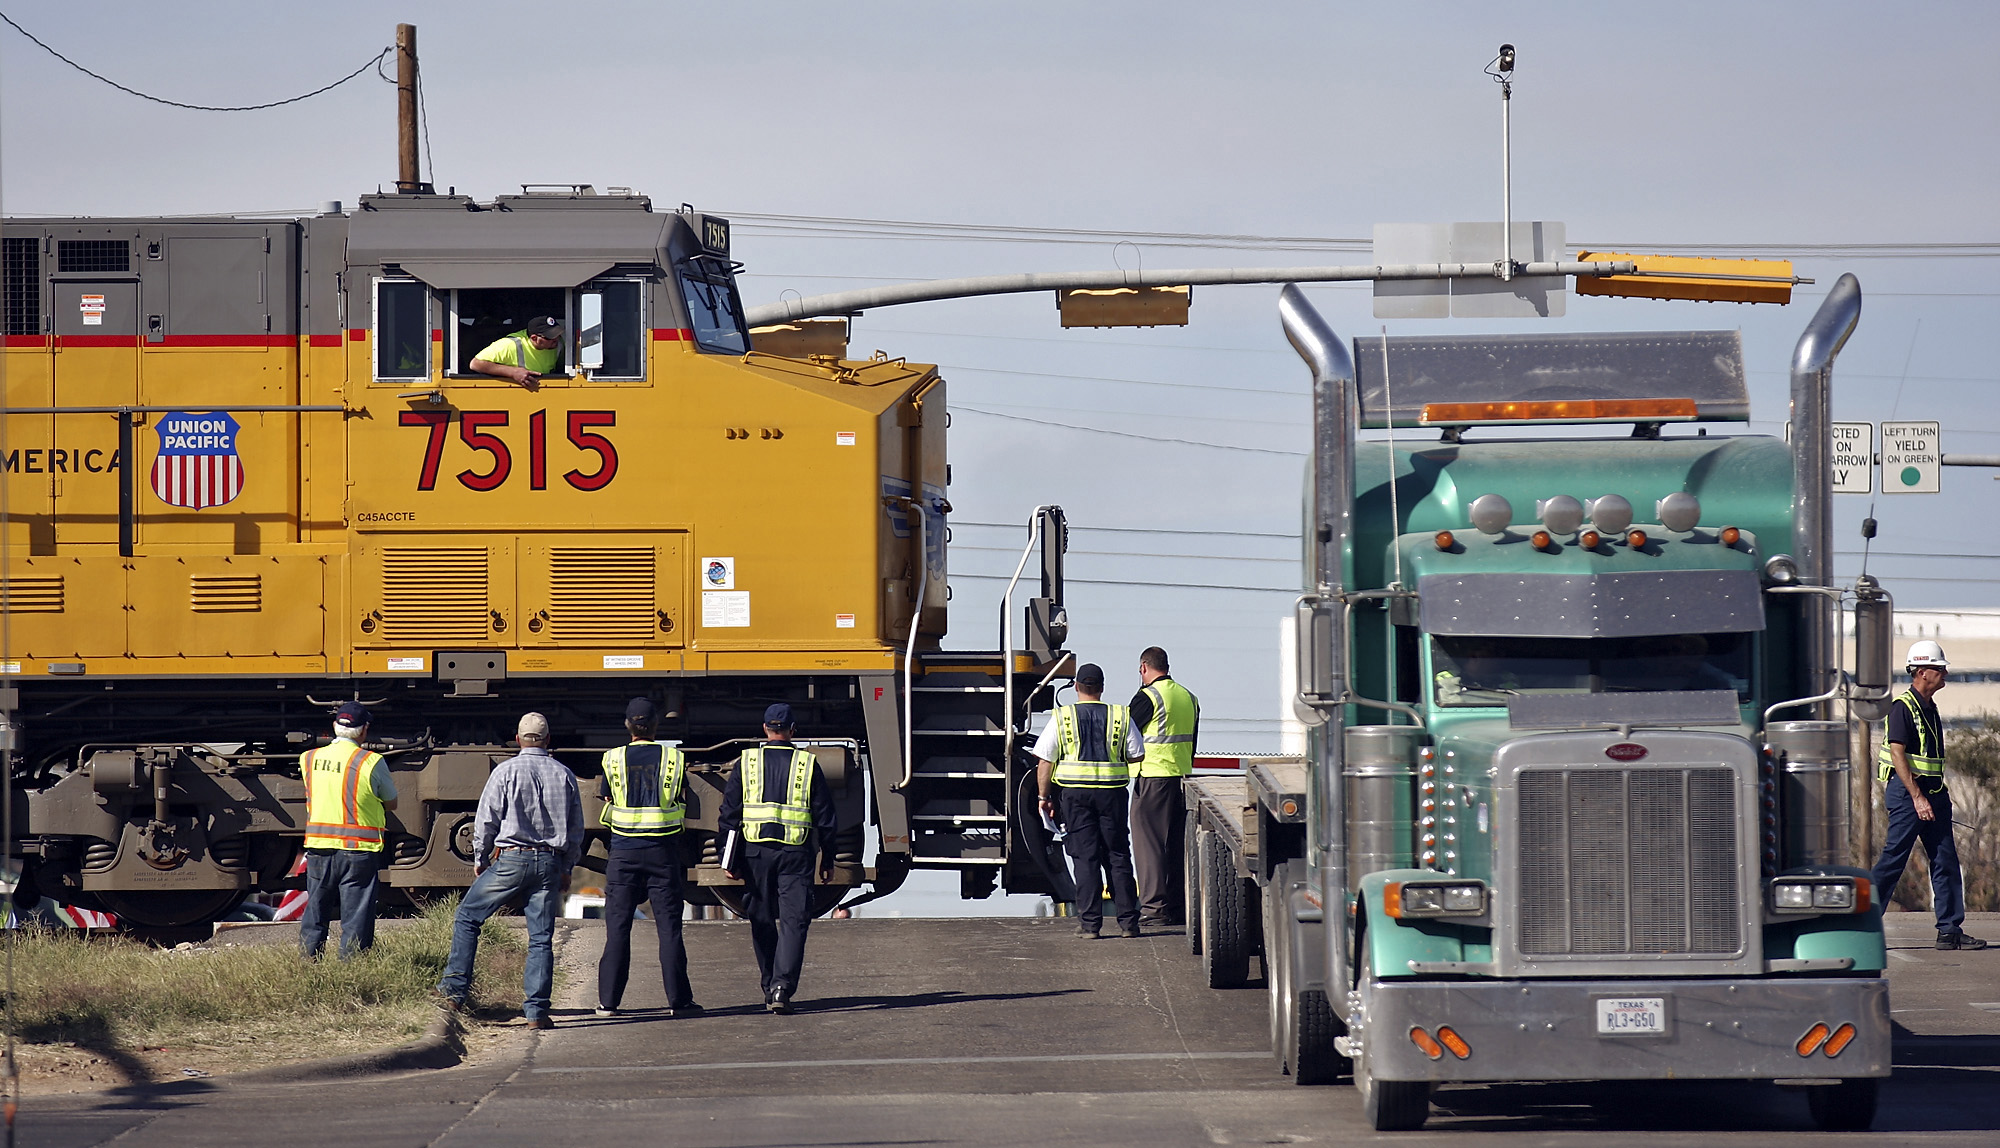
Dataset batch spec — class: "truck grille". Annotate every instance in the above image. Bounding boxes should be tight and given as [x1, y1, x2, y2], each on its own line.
[1516, 766, 1740, 956]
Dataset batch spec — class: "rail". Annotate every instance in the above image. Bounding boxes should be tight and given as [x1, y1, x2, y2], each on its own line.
[999, 505, 1060, 791]
[891, 497, 932, 792]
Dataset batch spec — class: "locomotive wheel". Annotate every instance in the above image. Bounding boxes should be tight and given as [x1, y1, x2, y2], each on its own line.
[1199, 830, 1250, 988]
[94, 888, 249, 930]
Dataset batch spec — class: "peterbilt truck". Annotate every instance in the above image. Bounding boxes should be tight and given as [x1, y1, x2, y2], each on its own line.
[1182, 278, 1895, 1131]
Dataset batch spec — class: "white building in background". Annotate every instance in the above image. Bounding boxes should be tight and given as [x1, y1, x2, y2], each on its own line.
[1869, 608, 2000, 722]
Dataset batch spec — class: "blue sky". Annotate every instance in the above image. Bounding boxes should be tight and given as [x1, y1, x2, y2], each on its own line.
[5, 1, 1995, 910]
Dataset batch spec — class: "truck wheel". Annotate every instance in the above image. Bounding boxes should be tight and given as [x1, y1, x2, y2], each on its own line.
[1293, 989, 1344, 1085]
[1807, 1079, 1878, 1131]
[1265, 875, 1292, 1074]
[1185, 812, 1203, 956]
[1200, 830, 1249, 988]
[1353, 940, 1431, 1130]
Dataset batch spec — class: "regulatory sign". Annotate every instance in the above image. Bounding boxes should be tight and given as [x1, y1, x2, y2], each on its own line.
[1880, 421, 1941, 494]
[1830, 422, 1872, 494]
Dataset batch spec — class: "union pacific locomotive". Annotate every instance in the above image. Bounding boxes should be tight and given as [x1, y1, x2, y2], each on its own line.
[1, 187, 1070, 926]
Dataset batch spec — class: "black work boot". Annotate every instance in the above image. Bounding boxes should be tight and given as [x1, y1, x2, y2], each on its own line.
[1939, 932, 1989, 951]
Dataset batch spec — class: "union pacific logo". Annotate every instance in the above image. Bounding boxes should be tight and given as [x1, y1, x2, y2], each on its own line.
[1605, 742, 1649, 762]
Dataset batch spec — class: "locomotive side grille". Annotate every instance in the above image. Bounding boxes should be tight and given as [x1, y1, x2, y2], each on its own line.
[190, 574, 262, 613]
[549, 547, 656, 642]
[3, 237, 37, 336]
[381, 548, 489, 642]
[57, 239, 130, 273]
[1516, 766, 1740, 957]
[2, 576, 64, 613]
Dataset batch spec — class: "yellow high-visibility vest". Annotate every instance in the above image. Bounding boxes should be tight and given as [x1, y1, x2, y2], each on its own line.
[301, 741, 389, 851]
[601, 741, 687, 836]
[1052, 701, 1132, 788]
[1138, 677, 1199, 778]
[738, 744, 816, 846]
[1877, 689, 1945, 782]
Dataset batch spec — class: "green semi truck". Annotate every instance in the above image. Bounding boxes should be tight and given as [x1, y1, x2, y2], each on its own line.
[1183, 277, 1896, 1131]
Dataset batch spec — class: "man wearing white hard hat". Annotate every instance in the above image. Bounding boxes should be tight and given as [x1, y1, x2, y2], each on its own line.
[1869, 641, 1987, 951]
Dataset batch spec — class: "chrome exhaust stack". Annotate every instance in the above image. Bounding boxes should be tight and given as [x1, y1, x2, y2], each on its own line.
[1279, 284, 1357, 993]
[1788, 274, 1862, 714]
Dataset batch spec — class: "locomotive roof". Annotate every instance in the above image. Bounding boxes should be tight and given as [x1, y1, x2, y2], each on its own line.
[347, 192, 689, 289]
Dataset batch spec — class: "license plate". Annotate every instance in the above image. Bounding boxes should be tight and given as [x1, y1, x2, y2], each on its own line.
[1595, 996, 1667, 1035]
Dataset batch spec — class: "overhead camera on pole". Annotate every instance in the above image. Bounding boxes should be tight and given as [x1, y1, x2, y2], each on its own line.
[1486, 43, 1517, 281]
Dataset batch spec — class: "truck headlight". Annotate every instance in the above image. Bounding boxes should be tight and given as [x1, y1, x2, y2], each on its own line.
[1387, 880, 1487, 918]
[1769, 876, 1868, 914]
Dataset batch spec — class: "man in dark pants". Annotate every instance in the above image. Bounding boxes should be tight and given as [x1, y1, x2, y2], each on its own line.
[719, 703, 836, 1013]
[1128, 646, 1199, 926]
[1036, 663, 1143, 938]
[596, 697, 702, 1017]
[298, 701, 397, 959]
[1870, 641, 1987, 950]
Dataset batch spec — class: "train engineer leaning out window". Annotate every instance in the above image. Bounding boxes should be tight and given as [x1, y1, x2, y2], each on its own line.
[470, 315, 565, 384]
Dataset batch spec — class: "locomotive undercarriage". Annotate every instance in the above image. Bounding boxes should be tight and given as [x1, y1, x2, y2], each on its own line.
[9, 673, 889, 927]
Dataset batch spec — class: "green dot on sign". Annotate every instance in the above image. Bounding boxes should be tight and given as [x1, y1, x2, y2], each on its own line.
[1901, 466, 1922, 486]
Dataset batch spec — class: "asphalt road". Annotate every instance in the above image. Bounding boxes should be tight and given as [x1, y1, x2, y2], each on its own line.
[20, 911, 2000, 1146]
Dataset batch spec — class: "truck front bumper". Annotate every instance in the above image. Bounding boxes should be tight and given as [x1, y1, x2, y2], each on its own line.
[1363, 976, 1889, 1082]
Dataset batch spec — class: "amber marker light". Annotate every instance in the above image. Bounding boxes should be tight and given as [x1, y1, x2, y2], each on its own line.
[1383, 881, 1404, 919]
[1580, 529, 1602, 549]
[1796, 1023, 1831, 1057]
[1434, 530, 1455, 551]
[1721, 525, 1742, 546]
[1626, 530, 1649, 548]
[1435, 1027, 1472, 1059]
[1531, 530, 1553, 550]
[1824, 1023, 1857, 1057]
[1420, 398, 1699, 425]
[1409, 1027, 1445, 1060]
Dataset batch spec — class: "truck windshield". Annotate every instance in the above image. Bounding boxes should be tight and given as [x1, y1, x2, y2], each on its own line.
[1430, 632, 1751, 708]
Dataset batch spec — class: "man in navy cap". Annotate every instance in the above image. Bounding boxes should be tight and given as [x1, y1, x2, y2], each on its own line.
[595, 697, 702, 1018]
[1033, 664, 1143, 938]
[299, 702, 397, 958]
[718, 702, 837, 1013]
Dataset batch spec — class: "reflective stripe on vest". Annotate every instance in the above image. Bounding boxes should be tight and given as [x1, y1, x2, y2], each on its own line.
[601, 742, 687, 836]
[739, 744, 815, 845]
[1139, 678, 1199, 777]
[302, 742, 388, 851]
[1052, 702, 1131, 788]
[1877, 689, 1945, 782]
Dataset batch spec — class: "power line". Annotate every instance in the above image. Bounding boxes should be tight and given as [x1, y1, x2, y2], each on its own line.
[955, 520, 1294, 540]
[951, 543, 1294, 563]
[950, 571, 1295, 593]
[953, 404, 1305, 456]
[0, 13, 390, 112]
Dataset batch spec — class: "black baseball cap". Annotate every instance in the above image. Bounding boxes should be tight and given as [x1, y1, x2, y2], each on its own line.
[763, 702, 794, 729]
[334, 701, 372, 726]
[625, 697, 658, 723]
[1075, 663, 1104, 689]
[525, 315, 564, 339]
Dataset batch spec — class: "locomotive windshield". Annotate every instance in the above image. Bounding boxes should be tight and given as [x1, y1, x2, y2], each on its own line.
[678, 255, 749, 354]
[1430, 631, 1752, 707]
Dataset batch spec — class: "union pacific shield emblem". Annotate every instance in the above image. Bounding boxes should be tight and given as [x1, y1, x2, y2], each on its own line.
[151, 411, 244, 509]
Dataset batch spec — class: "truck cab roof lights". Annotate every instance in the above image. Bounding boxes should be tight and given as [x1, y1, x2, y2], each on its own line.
[1763, 553, 1800, 585]
[1536, 495, 1584, 535]
[1588, 494, 1634, 534]
[1721, 525, 1743, 547]
[1419, 398, 1700, 426]
[1434, 530, 1456, 551]
[1579, 529, 1603, 550]
[1657, 492, 1702, 532]
[1468, 493, 1513, 534]
[1531, 530, 1555, 551]
[1625, 529, 1649, 549]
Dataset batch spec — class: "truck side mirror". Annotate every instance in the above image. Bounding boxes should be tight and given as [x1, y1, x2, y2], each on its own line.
[1292, 595, 1341, 726]
[1851, 575, 1893, 722]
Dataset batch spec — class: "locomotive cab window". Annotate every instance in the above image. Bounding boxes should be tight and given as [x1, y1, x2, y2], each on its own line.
[677, 256, 748, 354]
[452, 287, 569, 377]
[374, 279, 430, 381]
[576, 279, 644, 379]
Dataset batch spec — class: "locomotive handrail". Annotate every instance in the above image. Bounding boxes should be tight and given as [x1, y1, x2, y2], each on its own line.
[999, 505, 1060, 796]
[4, 405, 350, 414]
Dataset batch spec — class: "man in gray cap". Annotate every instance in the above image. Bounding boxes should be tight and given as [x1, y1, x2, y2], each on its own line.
[596, 697, 702, 1017]
[1034, 663, 1144, 938]
[718, 702, 837, 1013]
[437, 712, 584, 1028]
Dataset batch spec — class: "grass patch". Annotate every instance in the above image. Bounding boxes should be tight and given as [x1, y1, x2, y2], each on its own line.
[4, 899, 528, 1084]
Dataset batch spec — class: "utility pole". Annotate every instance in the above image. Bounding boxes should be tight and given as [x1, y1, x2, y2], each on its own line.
[396, 23, 425, 194]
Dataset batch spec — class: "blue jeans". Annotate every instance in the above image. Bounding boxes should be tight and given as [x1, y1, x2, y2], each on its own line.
[299, 849, 381, 959]
[1871, 779, 1965, 934]
[438, 848, 563, 1019]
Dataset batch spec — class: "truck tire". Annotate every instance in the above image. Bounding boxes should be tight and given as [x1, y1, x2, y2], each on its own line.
[1353, 938, 1431, 1130]
[1807, 1079, 1878, 1132]
[1292, 989, 1343, 1085]
[1268, 860, 1346, 1085]
[1185, 812, 1203, 956]
[1200, 829, 1250, 988]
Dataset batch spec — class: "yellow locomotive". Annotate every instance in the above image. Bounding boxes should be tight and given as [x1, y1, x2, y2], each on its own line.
[2, 187, 1062, 926]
